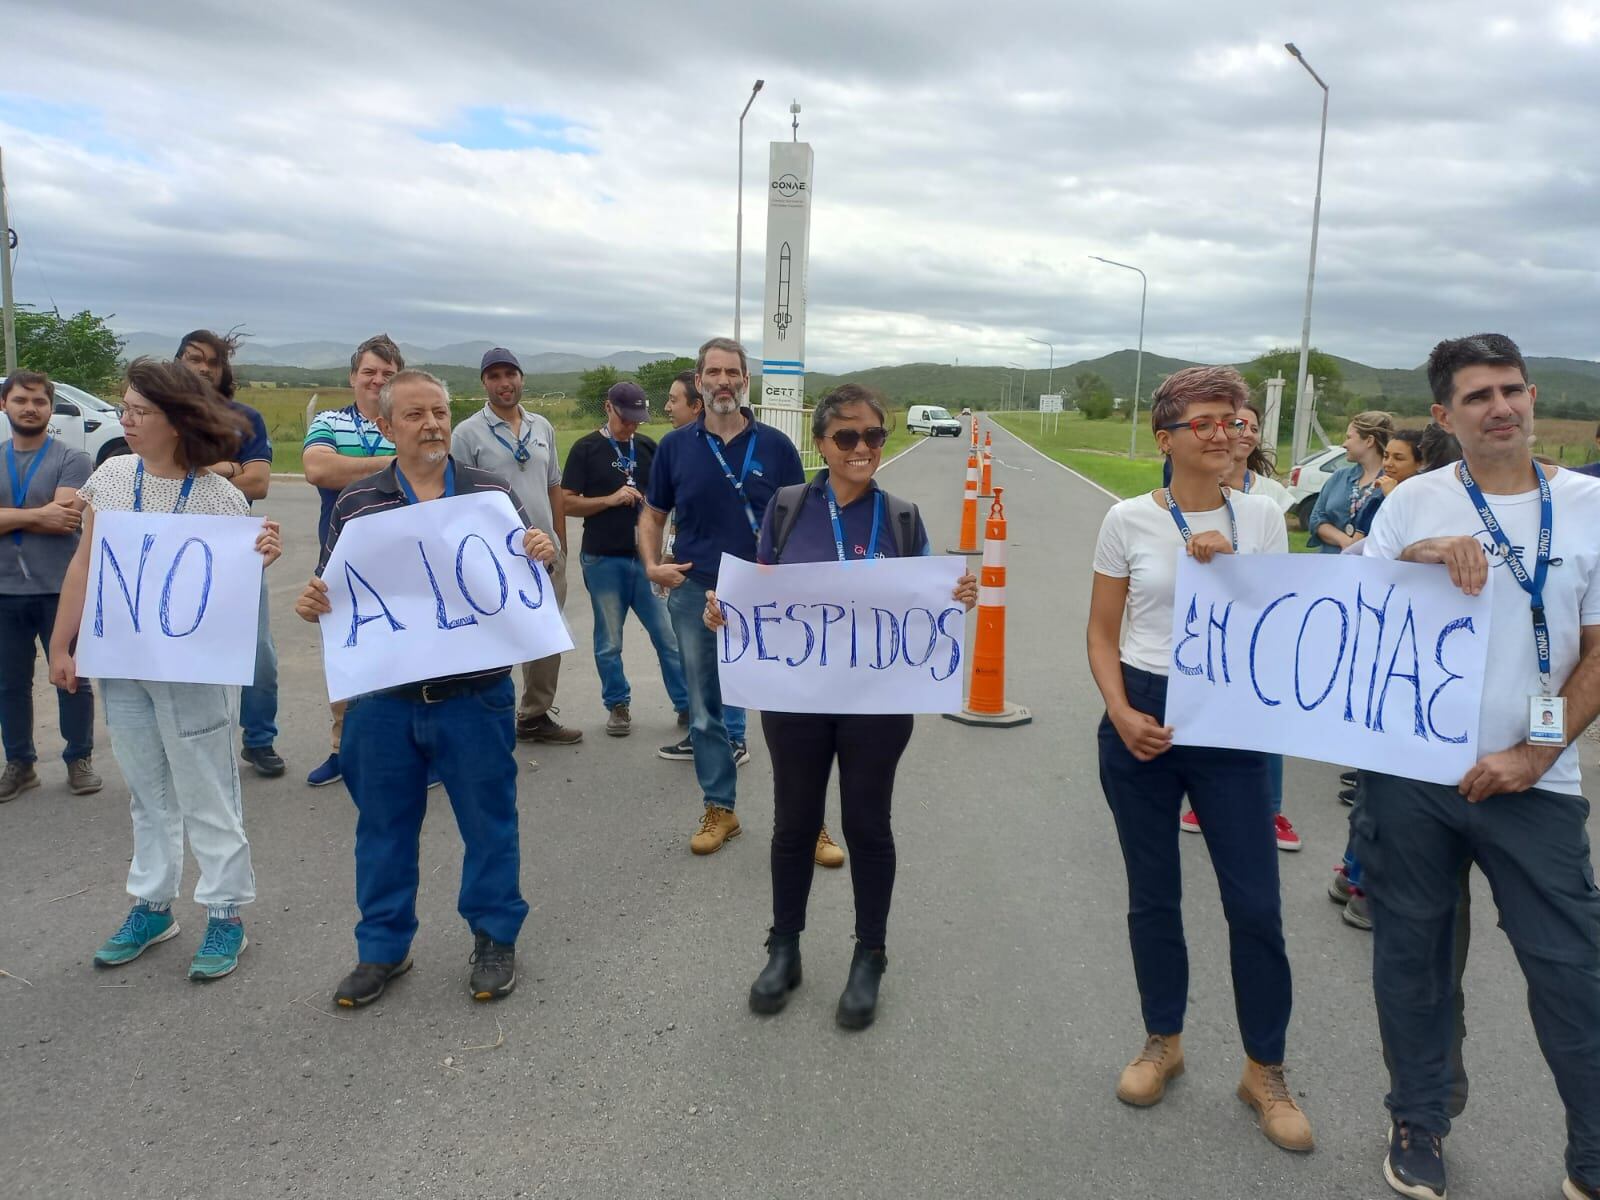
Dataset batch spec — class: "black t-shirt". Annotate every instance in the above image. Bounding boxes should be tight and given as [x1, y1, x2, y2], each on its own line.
[561, 429, 659, 557]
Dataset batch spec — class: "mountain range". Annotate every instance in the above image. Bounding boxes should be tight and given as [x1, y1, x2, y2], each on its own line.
[115, 332, 672, 374]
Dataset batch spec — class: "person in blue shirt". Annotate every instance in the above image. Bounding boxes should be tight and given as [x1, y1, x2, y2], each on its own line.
[638, 337, 804, 856]
[705, 383, 976, 1030]
[1305, 411, 1393, 551]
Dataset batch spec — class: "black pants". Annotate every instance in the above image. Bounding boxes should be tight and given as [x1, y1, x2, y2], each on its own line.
[761, 711, 914, 947]
[0, 593, 94, 764]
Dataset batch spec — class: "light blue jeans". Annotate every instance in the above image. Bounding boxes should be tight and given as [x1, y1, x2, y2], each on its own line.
[581, 553, 689, 714]
[103, 678, 255, 913]
[666, 583, 739, 808]
[239, 575, 279, 749]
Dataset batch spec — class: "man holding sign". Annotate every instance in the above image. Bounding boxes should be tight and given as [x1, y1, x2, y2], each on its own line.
[1357, 334, 1600, 1200]
[295, 370, 558, 1009]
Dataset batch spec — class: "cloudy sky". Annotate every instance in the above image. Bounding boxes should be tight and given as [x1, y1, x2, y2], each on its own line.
[2, 0, 1597, 371]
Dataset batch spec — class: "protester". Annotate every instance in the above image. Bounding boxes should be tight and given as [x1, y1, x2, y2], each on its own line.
[1351, 429, 1423, 538]
[664, 369, 702, 428]
[559, 380, 688, 736]
[301, 334, 402, 786]
[652, 369, 707, 751]
[0, 371, 99, 800]
[1086, 366, 1312, 1151]
[49, 359, 280, 981]
[638, 337, 805, 854]
[1358, 334, 1600, 1200]
[176, 330, 285, 778]
[295, 370, 557, 1007]
[1306, 411, 1394, 551]
[705, 384, 977, 1028]
[452, 348, 581, 745]
[1418, 421, 1462, 473]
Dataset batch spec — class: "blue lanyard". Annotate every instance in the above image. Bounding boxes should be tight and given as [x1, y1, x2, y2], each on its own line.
[351, 408, 386, 457]
[825, 481, 882, 562]
[1163, 487, 1237, 551]
[1458, 460, 1554, 686]
[6, 437, 52, 547]
[395, 460, 457, 505]
[133, 461, 195, 514]
[1242, 469, 1254, 494]
[604, 428, 636, 481]
[705, 429, 761, 538]
[490, 417, 533, 467]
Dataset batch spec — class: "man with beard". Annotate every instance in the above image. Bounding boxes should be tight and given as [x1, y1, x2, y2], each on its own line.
[175, 330, 286, 778]
[0, 371, 98, 800]
[295, 370, 557, 1006]
[301, 334, 402, 786]
[638, 337, 804, 854]
[452, 348, 580, 745]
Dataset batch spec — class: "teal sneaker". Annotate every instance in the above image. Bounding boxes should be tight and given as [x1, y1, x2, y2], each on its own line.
[188, 917, 247, 981]
[94, 905, 180, 968]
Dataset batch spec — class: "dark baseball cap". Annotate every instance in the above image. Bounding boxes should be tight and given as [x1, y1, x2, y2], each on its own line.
[607, 381, 650, 420]
[480, 347, 522, 376]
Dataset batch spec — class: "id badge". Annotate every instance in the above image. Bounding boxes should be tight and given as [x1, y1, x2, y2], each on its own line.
[1528, 695, 1568, 747]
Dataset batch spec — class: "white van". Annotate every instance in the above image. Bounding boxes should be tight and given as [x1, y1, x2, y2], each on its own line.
[0, 378, 131, 466]
[906, 404, 962, 437]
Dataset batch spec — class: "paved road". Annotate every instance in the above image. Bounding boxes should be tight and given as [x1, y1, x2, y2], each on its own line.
[2, 428, 1590, 1199]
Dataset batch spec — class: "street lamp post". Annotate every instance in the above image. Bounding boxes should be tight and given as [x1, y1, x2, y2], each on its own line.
[1285, 43, 1328, 467]
[733, 79, 765, 344]
[1090, 256, 1147, 459]
[1008, 362, 1025, 411]
[1027, 337, 1054, 399]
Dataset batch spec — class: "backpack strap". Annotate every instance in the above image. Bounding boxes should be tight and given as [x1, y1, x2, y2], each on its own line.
[768, 483, 810, 564]
[881, 491, 921, 557]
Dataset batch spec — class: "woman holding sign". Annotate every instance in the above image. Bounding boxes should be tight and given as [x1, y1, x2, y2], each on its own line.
[705, 384, 977, 1030]
[49, 359, 281, 983]
[1086, 367, 1313, 1151]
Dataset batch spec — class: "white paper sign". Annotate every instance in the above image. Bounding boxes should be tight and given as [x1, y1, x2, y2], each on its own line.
[76, 512, 265, 685]
[714, 552, 966, 715]
[317, 492, 574, 702]
[1165, 553, 1493, 785]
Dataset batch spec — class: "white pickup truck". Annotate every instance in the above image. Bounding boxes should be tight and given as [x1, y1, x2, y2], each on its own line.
[0, 379, 130, 466]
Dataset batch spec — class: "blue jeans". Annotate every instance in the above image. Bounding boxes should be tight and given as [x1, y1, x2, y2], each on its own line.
[239, 576, 279, 749]
[1098, 665, 1292, 1063]
[666, 583, 739, 809]
[341, 675, 527, 963]
[580, 553, 689, 713]
[0, 593, 94, 763]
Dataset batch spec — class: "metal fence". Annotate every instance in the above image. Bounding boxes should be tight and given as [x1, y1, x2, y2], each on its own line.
[751, 403, 823, 472]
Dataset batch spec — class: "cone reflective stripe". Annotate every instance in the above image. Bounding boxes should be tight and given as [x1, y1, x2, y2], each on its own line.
[946, 449, 981, 554]
[970, 414, 979, 451]
[943, 487, 1031, 728]
[978, 430, 994, 498]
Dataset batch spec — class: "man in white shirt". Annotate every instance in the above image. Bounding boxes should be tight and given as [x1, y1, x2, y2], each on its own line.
[1360, 333, 1600, 1200]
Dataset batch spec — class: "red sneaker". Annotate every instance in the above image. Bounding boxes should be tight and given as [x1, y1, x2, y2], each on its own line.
[1179, 809, 1201, 834]
[1274, 813, 1303, 852]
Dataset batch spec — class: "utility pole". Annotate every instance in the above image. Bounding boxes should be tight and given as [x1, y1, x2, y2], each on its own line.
[0, 147, 17, 375]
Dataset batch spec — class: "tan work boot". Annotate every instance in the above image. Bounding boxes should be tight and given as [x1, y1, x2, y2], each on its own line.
[1237, 1058, 1314, 1151]
[814, 826, 845, 868]
[690, 805, 741, 855]
[1116, 1033, 1184, 1106]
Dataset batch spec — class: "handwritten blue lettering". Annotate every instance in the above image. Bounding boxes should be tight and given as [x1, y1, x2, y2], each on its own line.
[813, 603, 847, 667]
[158, 537, 214, 637]
[752, 602, 782, 662]
[343, 561, 407, 647]
[782, 603, 816, 667]
[1345, 583, 1393, 727]
[870, 608, 901, 671]
[1174, 596, 1205, 678]
[1374, 603, 1426, 737]
[900, 607, 938, 668]
[1426, 617, 1475, 744]
[1294, 596, 1349, 711]
[94, 533, 156, 636]
[504, 530, 545, 610]
[418, 541, 477, 631]
[455, 534, 508, 617]
[932, 607, 964, 681]
[1248, 592, 1297, 707]
[1206, 601, 1233, 684]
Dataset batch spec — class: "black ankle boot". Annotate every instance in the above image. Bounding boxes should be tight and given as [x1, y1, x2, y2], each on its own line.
[748, 931, 801, 1015]
[836, 943, 887, 1030]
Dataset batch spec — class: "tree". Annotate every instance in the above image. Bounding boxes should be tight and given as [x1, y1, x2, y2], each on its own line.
[1073, 371, 1115, 420]
[15, 305, 124, 394]
[575, 365, 619, 421]
[1240, 346, 1345, 418]
[631, 355, 696, 409]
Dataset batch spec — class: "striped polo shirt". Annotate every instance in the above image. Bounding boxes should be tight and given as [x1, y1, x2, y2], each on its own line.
[303, 403, 396, 544]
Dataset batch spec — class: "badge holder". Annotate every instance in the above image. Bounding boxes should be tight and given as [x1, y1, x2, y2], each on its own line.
[1528, 695, 1567, 747]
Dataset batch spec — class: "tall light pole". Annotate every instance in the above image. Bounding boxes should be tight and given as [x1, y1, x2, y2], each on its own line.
[0, 147, 16, 375]
[1285, 43, 1328, 467]
[1027, 337, 1054, 399]
[1090, 255, 1147, 459]
[1008, 362, 1025, 411]
[733, 79, 765, 343]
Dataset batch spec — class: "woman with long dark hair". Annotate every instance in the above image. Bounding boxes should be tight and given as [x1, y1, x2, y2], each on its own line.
[49, 359, 281, 982]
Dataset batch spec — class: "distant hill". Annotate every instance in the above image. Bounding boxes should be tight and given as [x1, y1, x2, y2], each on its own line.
[116, 331, 671, 373]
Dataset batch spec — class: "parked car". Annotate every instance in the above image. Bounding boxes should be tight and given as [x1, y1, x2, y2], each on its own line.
[907, 404, 962, 437]
[0, 378, 131, 466]
[1284, 445, 1349, 531]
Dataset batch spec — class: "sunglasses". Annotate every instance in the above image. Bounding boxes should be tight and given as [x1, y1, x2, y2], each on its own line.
[825, 427, 889, 451]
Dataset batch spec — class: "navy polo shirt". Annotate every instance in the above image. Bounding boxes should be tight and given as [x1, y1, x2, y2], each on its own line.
[757, 471, 930, 564]
[646, 413, 805, 587]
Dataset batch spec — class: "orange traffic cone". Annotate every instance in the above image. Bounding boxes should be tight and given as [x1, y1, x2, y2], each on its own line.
[944, 488, 1032, 728]
[978, 430, 994, 498]
[947, 447, 981, 554]
[970, 414, 979, 453]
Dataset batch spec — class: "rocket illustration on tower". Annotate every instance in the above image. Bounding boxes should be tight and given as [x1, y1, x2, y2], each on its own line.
[772, 242, 792, 340]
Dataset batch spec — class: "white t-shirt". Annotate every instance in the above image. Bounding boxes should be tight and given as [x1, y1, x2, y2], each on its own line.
[1366, 465, 1600, 795]
[1093, 490, 1289, 675]
[1244, 473, 1294, 515]
[80, 455, 249, 517]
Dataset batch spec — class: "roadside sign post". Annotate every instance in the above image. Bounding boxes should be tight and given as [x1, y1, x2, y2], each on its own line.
[1039, 393, 1063, 435]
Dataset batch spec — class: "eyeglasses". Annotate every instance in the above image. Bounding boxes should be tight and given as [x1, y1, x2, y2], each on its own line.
[1159, 417, 1249, 441]
[120, 402, 162, 425]
[825, 427, 889, 451]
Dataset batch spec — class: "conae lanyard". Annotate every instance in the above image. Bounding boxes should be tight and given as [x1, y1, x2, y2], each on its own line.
[1241, 469, 1254, 494]
[825, 481, 882, 562]
[1163, 487, 1238, 551]
[395, 460, 457, 505]
[705, 428, 761, 538]
[1458, 459, 1554, 687]
[6, 437, 52, 547]
[603, 427, 636, 482]
[133, 460, 196, 514]
[490, 416, 533, 468]
[351, 408, 386, 457]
